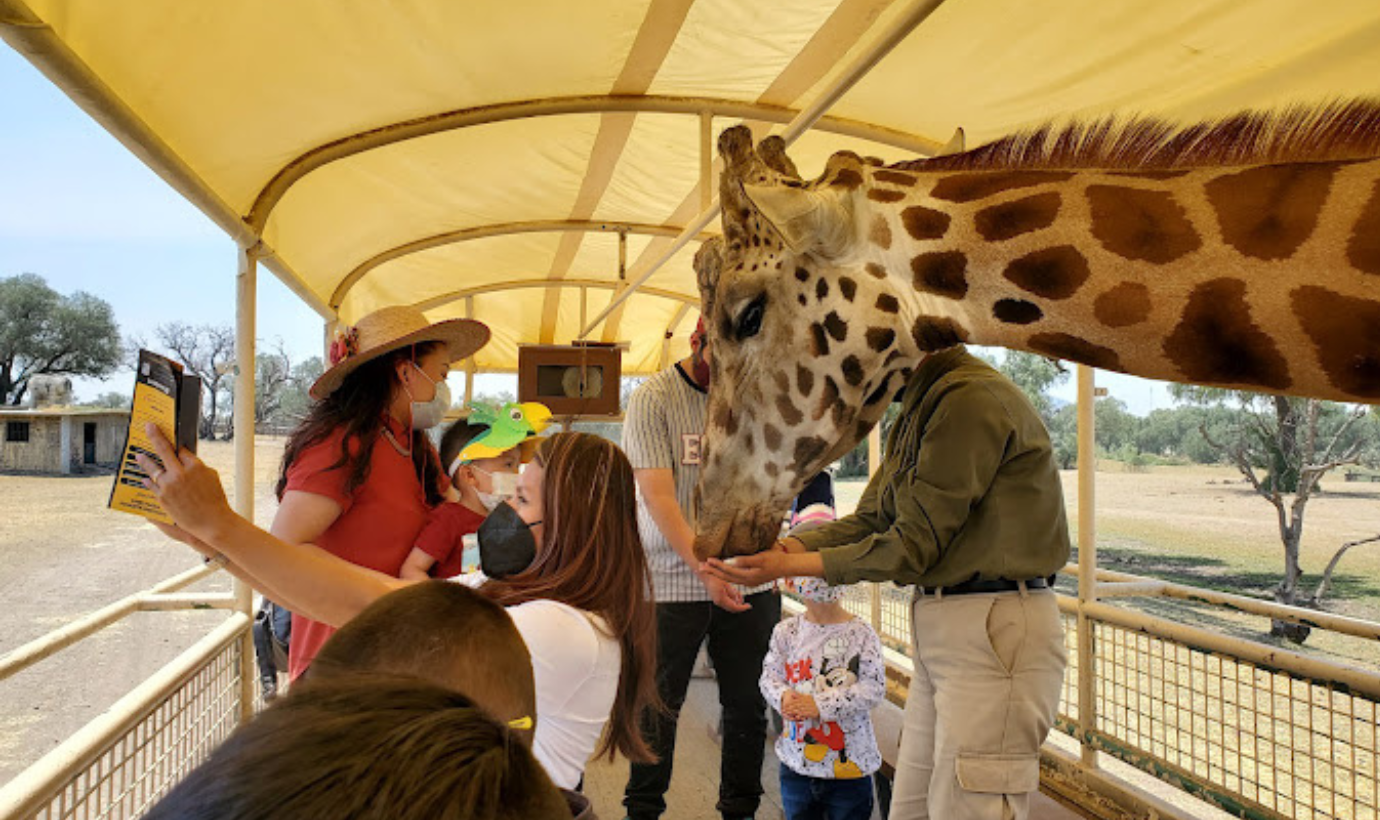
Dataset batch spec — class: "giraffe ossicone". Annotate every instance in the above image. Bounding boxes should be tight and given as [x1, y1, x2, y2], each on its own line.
[692, 102, 1380, 561]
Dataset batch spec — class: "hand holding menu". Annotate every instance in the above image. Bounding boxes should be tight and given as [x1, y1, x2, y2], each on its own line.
[108, 350, 202, 523]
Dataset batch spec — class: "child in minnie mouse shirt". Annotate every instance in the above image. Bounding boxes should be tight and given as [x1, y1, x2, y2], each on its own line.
[761, 572, 886, 820]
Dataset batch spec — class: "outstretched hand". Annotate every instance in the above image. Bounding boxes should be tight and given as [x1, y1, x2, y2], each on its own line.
[700, 539, 825, 587]
[134, 423, 237, 541]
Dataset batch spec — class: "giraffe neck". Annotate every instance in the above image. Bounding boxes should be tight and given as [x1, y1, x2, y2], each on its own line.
[861, 158, 1380, 402]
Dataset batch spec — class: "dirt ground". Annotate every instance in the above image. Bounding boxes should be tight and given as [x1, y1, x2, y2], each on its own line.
[3, 442, 1378, 790]
[0, 437, 285, 785]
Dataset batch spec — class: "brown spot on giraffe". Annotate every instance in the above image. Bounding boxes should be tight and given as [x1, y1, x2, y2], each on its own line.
[1347, 179, 1380, 276]
[838, 277, 857, 302]
[815, 279, 829, 301]
[841, 355, 865, 387]
[1206, 163, 1336, 260]
[870, 216, 892, 250]
[875, 293, 899, 314]
[763, 423, 784, 452]
[793, 436, 829, 475]
[900, 206, 951, 241]
[912, 252, 968, 299]
[772, 370, 790, 395]
[830, 169, 864, 189]
[1292, 286, 1380, 399]
[714, 401, 738, 436]
[1028, 333, 1122, 371]
[930, 170, 1076, 204]
[742, 432, 754, 455]
[1086, 185, 1202, 263]
[866, 327, 896, 351]
[864, 377, 891, 406]
[775, 392, 805, 427]
[1093, 282, 1152, 328]
[868, 189, 907, 203]
[765, 462, 779, 478]
[809, 323, 829, 357]
[795, 267, 810, 283]
[1107, 170, 1191, 180]
[865, 263, 887, 280]
[874, 170, 918, 187]
[815, 376, 841, 421]
[796, 364, 814, 398]
[797, 294, 808, 307]
[1002, 246, 1090, 300]
[993, 299, 1043, 325]
[912, 316, 970, 352]
[824, 311, 848, 342]
[974, 192, 1061, 242]
[1164, 278, 1292, 391]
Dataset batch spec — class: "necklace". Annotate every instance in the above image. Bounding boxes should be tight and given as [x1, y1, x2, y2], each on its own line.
[382, 427, 412, 457]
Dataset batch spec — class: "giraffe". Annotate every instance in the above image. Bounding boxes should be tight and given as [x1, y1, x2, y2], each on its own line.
[691, 102, 1380, 560]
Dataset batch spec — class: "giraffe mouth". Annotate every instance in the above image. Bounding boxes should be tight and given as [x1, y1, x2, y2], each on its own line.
[693, 505, 786, 561]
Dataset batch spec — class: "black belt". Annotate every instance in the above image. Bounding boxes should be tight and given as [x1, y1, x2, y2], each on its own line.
[918, 575, 1055, 597]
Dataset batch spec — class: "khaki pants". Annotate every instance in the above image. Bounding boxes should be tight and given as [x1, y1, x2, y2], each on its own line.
[889, 588, 1066, 820]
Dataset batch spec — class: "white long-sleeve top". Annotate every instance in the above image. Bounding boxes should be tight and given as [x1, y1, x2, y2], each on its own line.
[760, 614, 886, 779]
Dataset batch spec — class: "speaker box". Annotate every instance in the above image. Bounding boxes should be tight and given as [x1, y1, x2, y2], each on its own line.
[517, 343, 622, 417]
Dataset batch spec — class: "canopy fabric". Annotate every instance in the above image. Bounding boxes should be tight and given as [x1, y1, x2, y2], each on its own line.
[5, 0, 1380, 374]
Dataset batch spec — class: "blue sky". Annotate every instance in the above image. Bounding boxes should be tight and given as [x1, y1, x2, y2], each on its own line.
[0, 44, 1168, 414]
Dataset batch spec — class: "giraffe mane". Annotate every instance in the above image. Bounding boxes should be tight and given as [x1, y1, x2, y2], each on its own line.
[897, 99, 1380, 173]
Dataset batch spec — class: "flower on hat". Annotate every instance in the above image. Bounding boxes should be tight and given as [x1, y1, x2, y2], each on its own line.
[328, 326, 360, 366]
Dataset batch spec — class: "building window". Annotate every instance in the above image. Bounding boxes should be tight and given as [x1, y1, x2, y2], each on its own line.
[6, 421, 30, 443]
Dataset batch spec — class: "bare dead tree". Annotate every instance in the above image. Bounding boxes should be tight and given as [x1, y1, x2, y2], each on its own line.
[1198, 397, 1367, 642]
[1310, 534, 1380, 607]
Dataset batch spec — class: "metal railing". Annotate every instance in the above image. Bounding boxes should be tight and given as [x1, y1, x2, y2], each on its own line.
[821, 572, 1380, 820]
[0, 569, 253, 820]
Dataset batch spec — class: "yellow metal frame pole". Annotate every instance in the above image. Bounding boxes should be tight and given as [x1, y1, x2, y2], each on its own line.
[234, 245, 258, 720]
[868, 426, 883, 632]
[1075, 364, 1098, 769]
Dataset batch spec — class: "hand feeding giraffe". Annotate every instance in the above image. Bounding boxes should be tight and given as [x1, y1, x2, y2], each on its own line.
[691, 102, 1380, 560]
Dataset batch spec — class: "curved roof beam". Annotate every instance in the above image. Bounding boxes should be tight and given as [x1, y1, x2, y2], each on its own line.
[332, 219, 716, 311]
[412, 278, 698, 314]
[247, 94, 944, 232]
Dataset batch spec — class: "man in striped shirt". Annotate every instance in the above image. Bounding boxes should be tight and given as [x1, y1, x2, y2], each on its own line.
[622, 319, 781, 820]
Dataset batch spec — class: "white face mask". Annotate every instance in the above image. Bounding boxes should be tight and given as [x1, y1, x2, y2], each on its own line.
[407, 363, 451, 431]
[472, 466, 519, 511]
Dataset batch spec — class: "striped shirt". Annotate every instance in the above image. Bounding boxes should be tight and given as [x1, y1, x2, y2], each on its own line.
[622, 363, 771, 602]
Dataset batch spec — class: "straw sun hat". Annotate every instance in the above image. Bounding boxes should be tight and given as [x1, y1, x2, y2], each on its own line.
[310, 305, 490, 400]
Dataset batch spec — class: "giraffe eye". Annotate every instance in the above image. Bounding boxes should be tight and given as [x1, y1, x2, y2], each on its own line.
[735, 296, 766, 341]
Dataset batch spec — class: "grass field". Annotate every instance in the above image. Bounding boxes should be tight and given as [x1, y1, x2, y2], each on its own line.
[839, 462, 1380, 668]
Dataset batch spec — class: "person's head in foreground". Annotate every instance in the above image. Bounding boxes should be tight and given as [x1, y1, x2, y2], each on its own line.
[142, 674, 573, 820]
[439, 401, 553, 513]
[308, 581, 537, 744]
[481, 431, 660, 763]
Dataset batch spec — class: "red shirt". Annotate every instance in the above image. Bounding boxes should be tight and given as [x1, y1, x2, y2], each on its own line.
[415, 501, 487, 578]
[283, 417, 439, 679]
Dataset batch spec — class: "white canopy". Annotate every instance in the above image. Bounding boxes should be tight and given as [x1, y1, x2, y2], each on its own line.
[5, 0, 1379, 374]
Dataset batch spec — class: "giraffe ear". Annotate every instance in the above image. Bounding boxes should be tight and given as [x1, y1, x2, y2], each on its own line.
[742, 183, 853, 260]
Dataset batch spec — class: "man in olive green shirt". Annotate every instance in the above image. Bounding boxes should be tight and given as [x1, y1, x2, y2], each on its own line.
[706, 347, 1069, 820]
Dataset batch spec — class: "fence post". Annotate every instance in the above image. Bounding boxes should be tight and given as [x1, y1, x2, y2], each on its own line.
[1075, 364, 1098, 769]
[234, 245, 258, 722]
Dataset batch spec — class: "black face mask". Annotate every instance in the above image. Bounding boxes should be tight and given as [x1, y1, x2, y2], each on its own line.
[478, 501, 540, 578]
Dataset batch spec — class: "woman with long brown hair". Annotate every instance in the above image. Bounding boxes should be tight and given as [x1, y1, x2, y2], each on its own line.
[139, 427, 658, 790]
[269, 305, 488, 679]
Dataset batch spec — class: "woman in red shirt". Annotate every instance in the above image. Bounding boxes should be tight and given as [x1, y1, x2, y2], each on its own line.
[272, 305, 488, 678]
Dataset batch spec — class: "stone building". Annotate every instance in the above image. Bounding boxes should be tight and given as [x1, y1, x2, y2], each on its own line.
[0, 407, 130, 474]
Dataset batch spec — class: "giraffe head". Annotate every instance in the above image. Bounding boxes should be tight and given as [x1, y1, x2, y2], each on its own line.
[692, 126, 920, 560]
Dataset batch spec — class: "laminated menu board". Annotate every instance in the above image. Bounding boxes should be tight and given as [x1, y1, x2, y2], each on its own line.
[108, 350, 201, 523]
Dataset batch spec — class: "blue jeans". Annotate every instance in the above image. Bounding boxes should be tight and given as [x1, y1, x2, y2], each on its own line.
[779, 764, 875, 820]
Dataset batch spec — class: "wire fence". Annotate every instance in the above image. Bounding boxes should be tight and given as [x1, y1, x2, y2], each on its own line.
[812, 580, 1380, 820]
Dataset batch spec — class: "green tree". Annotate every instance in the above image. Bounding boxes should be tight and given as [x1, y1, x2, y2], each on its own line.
[1171, 385, 1380, 641]
[996, 351, 1069, 421]
[0, 273, 122, 405]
